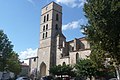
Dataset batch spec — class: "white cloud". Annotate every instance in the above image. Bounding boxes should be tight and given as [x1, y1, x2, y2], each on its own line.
[19, 48, 37, 61]
[26, 0, 35, 6]
[56, 0, 86, 8]
[62, 19, 86, 30]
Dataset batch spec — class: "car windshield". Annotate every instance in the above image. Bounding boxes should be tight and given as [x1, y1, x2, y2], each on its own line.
[16, 77, 29, 80]
[23, 77, 28, 79]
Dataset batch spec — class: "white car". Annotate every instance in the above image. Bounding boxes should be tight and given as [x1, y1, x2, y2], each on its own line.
[109, 78, 117, 80]
[16, 77, 30, 80]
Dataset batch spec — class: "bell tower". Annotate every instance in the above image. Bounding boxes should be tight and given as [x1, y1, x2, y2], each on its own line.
[38, 2, 62, 77]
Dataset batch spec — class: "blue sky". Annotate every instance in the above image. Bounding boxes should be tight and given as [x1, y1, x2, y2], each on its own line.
[0, 0, 87, 60]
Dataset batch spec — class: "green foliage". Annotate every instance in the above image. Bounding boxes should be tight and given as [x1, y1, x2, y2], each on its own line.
[89, 45, 116, 78]
[75, 59, 96, 80]
[84, 0, 120, 63]
[83, 0, 120, 66]
[89, 44, 106, 70]
[49, 64, 75, 77]
[49, 65, 61, 76]
[0, 30, 13, 71]
[82, 0, 120, 79]
[0, 30, 21, 74]
[7, 51, 21, 75]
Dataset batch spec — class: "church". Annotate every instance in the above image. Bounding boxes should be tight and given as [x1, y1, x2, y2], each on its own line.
[29, 1, 91, 78]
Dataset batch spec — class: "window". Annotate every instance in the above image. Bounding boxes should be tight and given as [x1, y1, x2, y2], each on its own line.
[46, 32, 47, 37]
[72, 47, 74, 51]
[43, 25, 45, 31]
[46, 24, 48, 30]
[56, 14, 59, 21]
[63, 62, 66, 65]
[34, 58, 36, 62]
[43, 33, 45, 39]
[61, 53, 63, 58]
[55, 24, 58, 30]
[47, 14, 49, 21]
[44, 16, 46, 22]
[76, 53, 79, 63]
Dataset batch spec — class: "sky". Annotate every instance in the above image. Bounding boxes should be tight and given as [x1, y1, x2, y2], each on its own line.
[0, 0, 87, 61]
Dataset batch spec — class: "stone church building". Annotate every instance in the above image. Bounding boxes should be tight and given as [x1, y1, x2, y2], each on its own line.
[29, 2, 91, 78]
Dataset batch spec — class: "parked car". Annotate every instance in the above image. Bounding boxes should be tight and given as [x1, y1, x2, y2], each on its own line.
[41, 76, 54, 80]
[16, 77, 30, 80]
[109, 78, 117, 80]
[0, 71, 15, 80]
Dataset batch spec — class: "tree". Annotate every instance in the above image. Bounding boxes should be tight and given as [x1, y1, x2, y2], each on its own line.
[83, 0, 120, 79]
[49, 64, 75, 78]
[75, 59, 96, 80]
[89, 45, 116, 79]
[61, 64, 76, 77]
[0, 30, 21, 74]
[6, 51, 21, 75]
[49, 65, 61, 76]
[83, 0, 120, 64]
[0, 30, 13, 71]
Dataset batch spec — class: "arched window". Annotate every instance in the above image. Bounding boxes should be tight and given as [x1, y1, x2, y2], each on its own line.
[55, 24, 58, 30]
[43, 25, 45, 31]
[72, 47, 74, 51]
[56, 14, 59, 21]
[44, 16, 46, 22]
[46, 24, 48, 30]
[46, 32, 47, 37]
[47, 14, 49, 21]
[63, 62, 66, 65]
[43, 33, 45, 39]
[61, 53, 63, 58]
[76, 53, 79, 63]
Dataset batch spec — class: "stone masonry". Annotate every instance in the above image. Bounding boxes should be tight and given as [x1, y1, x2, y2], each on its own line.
[30, 1, 91, 78]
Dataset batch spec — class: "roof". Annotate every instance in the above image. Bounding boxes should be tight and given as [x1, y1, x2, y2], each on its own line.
[42, 1, 62, 9]
[56, 32, 66, 39]
[21, 63, 29, 67]
[67, 37, 86, 43]
[79, 37, 86, 41]
[25, 56, 38, 60]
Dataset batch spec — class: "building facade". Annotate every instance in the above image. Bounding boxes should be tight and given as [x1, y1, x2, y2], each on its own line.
[19, 63, 29, 77]
[30, 2, 91, 78]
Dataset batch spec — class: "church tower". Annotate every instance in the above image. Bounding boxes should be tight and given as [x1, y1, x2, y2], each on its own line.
[37, 2, 62, 77]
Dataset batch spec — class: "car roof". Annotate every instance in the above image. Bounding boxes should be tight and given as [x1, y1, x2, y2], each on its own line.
[16, 77, 28, 80]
